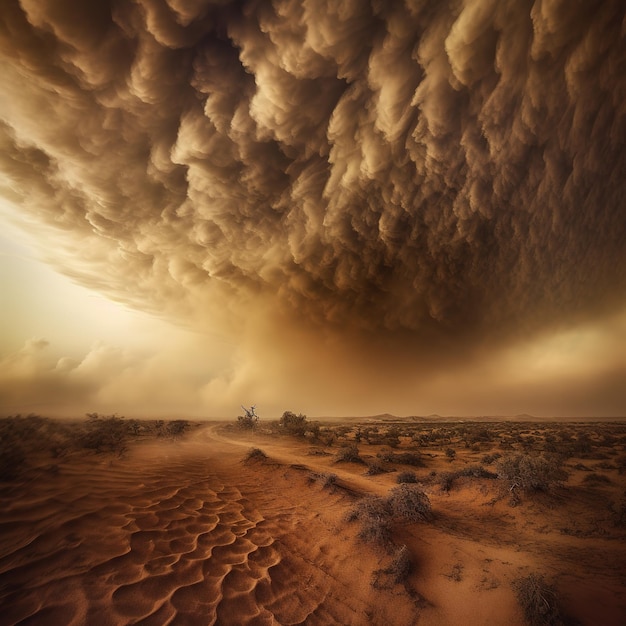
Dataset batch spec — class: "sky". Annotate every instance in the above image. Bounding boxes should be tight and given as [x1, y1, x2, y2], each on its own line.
[0, 0, 625, 419]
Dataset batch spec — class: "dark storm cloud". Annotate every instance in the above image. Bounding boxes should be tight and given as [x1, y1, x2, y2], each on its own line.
[1, 0, 625, 345]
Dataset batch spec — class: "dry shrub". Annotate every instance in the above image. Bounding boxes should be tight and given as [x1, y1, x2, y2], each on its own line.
[513, 574, 563, 626]
[386, 544, 412, 583]
[334, 444, 365, 464]
[346, 495, 390, 522]
[237, 414, 257, 429]
[279, 410, 309, 436]
[378, 451, 425, 467]
[243, 447, 268, 462]
[0, 438, 26, 481]
[438, 465, 497, 492]
[347, 496, 393, 546]
[497, 454, 567, 495]
[387, 485, 432, 522]
[365, 462, 388, 475]
[397, 471, 418, 484]
[372, 544, 413, 588]
[582, 473, 611, 485]
[308, 472, 338, 488]
[358, 513, 393, 546]
[79, 414, 137, 454]
[482, 452, 502, 465]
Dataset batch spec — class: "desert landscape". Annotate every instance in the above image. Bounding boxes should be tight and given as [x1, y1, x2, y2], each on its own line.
[1, 413, 625, 626]
[2, 3, 626, 624]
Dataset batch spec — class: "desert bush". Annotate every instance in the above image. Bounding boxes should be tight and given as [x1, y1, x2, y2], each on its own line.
[513, 574, 563, 626]
[496, 454, 567, 496]
[381, 435, 401, 448]
[243, 447, 267, 462]
[321, 473, 337, 488]
[365, 462, 387, 475]
[0, 416, 47, 479]
[166, 419, 190, 436]
[482, 452, 502, 465]
[279, 410, 308, 436]
[397, 471, 418, 484]
[470, 428, 493, 443]
[438, 465, 497, 492]
[347, 495, 390, 522]
[460, 465, 498, 479]
[308, 472, 338, 488]
[334, 444, 365, 464]
[0, 438, 26, 481]
[582, 473, 611, 485]
[237, 415, 256, 429]
[79, 414, 131, 454]
[378, 451, 425, 467]
[372, 544, 413, 588]
[358, 514, 393, 546]
[438, 471, 455, 492]
[347, 496, 393, 546]
[387, 484, 432, 522]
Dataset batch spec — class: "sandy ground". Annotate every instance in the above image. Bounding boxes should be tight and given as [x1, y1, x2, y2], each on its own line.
[1, 419, 625, 625]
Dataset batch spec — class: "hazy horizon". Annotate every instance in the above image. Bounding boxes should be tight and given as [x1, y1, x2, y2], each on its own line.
[1, 1, 625, 419]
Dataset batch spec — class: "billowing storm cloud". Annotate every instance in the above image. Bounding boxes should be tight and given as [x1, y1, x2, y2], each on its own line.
[1, 0, 625, 416]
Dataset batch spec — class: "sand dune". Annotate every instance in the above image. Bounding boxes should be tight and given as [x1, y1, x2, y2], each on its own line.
[1, 420, 625, 625]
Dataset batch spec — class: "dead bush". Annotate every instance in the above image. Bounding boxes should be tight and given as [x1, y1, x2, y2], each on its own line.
[387, 484, 432, 522]
[378, 451, 425, 467]
[280, 410, 309, 436]
[243, 447, 268, 462]
[334, 444, 365, 464]
[347, 496, 393, 546]
[358, 514, 393, 546]
[372, 544, 413, 588]
[397, 471, 418, 484]
[497, 454, 567, 497]
[79, 414, 131, 454]
[513, 574, 563, 626]
[439, 465, 497, 492]
[482, 452, 502, 465]
[582, 473, 611, 485]
[365, 462, 388, 475]
[308, 472, 338, 488]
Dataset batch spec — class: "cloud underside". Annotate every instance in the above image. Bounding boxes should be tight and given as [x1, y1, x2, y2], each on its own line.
[1, 0, 625, 353]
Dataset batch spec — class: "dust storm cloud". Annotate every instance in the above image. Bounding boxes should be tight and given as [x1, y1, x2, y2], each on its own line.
[1, 0, 625, 416]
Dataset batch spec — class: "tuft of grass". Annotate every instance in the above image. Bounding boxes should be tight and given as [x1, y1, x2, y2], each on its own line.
[513, 574, 563, 626]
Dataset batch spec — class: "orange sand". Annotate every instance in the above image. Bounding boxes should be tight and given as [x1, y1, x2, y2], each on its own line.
[1, 421, 625, 625]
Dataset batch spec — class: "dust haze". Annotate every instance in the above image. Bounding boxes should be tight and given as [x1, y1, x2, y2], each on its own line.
[1, 0, 625, 417]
